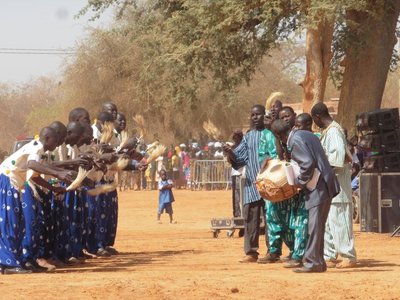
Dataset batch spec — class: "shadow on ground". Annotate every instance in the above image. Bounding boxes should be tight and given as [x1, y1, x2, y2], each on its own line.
[53, 249, 200, 273]
[335, 259, 400, 273]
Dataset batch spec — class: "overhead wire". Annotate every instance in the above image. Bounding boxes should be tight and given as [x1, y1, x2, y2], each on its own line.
[0, 47, 76, 55]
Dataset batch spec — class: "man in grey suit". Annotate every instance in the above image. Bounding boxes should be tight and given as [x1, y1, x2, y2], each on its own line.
[271, 119, 340, 273]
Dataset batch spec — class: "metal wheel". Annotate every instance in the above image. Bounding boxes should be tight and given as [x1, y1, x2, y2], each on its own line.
[227, 230, 235, 238]
[212, 230, 219, 238]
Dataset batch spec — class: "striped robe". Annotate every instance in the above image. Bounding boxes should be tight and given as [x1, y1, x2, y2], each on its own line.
[232, 129, 263, 205]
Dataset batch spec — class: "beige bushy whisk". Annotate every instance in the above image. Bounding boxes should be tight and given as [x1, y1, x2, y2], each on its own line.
[146, 144, 166, 164]
[202, 119, 222, 140]
[66, 167, 90, 191]
[100, 121, 115, 144]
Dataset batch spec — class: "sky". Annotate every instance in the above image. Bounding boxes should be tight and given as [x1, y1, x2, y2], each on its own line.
[0, 0, 114, 83]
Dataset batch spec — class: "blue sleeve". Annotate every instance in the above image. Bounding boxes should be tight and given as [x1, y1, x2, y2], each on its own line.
[232, 136, 248, 170]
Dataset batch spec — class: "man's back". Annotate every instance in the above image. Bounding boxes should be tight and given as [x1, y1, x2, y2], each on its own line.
[320, 121, 352, 204]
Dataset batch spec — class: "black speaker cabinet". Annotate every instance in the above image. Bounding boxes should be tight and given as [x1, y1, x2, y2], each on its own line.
[358, 130, 400, 152]
[360, 173, 400, 233]
[363, 153, 400, 172]
[356, 108, 399, 134]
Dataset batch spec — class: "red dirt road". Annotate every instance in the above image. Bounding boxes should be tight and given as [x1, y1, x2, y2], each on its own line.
[1, 190, 399, 299]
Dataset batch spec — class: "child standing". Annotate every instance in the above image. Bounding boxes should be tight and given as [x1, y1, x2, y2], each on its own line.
[157, 170, 176, 224]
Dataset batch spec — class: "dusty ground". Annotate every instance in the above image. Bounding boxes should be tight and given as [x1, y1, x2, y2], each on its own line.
[1, 189, 400, 300]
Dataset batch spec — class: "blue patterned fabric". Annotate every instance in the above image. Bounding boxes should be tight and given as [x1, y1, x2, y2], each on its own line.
[105, 189, 118, 247]
[82, 188, 98, 254]
[37, 189, 54, 259]
[67, 190, 84, 258]
[0, 174, 24, 267]
[232, 129, 263, 205]
[52, 191, 68, 261]
[54, 190, 83, 261]
[21, 184, 50, 262]
[83, 185, 118, 252]
[95, 191, 111, 249]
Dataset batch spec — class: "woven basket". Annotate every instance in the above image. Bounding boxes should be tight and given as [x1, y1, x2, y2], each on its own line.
[255, 159, 298, 203]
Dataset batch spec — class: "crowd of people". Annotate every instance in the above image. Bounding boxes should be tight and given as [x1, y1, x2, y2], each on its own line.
[0, 103, 146, 274]
[223, 99, 358, 273]
[118, 141, 229, 191]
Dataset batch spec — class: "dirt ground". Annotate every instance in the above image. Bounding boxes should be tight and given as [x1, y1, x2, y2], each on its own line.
[1, 189, 399, 300]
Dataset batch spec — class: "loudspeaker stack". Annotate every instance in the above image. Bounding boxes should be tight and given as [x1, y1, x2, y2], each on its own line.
[356, 108, 400, 172]
[357, 108, 400, 234]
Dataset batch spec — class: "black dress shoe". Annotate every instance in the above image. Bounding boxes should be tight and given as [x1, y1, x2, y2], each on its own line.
[2, 266, 33, 275]
[293, 266, 325, 273]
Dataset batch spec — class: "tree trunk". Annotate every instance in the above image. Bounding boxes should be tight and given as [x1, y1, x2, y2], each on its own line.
[337, 1, 400, 133]
[300, 19, 334, 113]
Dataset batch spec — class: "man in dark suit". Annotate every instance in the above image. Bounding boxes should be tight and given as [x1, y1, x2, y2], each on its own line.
[271, 119, 340, 273]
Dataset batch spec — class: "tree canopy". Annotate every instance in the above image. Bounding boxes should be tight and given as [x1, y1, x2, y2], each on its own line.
[80, 0, 398, 96]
